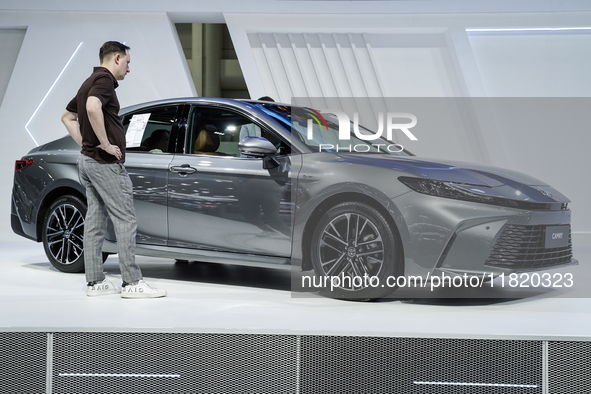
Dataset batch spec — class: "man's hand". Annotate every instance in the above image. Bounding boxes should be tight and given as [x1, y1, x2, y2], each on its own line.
[97, 142, 122, 160]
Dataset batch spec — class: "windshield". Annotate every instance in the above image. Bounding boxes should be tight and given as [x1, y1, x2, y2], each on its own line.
[253, 103, 412, 155]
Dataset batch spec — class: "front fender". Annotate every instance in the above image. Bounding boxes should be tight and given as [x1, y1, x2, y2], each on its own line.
[292, 180, 412, 273]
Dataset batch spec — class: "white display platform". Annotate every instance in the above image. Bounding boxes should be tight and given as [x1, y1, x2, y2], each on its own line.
[1, 240, 590, 340]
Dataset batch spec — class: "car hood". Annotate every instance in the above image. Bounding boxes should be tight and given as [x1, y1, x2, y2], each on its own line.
[337, 153, 570, 204]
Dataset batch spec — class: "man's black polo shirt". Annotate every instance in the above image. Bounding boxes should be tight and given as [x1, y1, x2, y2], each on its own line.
[66, 67, 126, 163]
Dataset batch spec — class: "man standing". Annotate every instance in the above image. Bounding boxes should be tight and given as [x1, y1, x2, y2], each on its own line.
[61, 41, 166, 298]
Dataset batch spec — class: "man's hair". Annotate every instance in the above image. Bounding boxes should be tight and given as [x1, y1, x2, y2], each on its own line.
[99, 41, 130, 63]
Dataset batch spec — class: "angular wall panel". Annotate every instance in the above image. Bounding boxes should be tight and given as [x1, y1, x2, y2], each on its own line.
[0, 28, 26, 108]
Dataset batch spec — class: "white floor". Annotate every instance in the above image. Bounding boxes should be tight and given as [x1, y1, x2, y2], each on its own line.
[1, 240, 590, 340]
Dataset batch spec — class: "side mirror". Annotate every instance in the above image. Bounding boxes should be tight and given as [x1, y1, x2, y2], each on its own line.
[238, 137, 280, 169]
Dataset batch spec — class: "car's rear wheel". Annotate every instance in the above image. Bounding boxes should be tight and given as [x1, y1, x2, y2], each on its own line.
[310, 202, 402, 300]
[42, 195, 86, 272]
[42, 195, 108, 273]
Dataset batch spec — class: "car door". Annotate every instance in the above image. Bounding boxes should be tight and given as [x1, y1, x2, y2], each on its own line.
[167, 104, 294, 258]
[116, 104, 181, 246]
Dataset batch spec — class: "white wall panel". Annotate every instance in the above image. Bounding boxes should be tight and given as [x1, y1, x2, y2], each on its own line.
[349, 34, 383, 97]
[247, 33, 391, 101]
[304, 34, 339, 97]
[0, 12, 195, 148]
[468, 31, 591, 97]
[226, 12, 591, 238]
[0, 29, 26, 108]
[0, 11, 195, 239]
[371, 47, 456, 96]
[288, 34, 322, 97]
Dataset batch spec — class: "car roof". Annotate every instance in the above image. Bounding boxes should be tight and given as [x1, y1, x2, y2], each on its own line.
[120, 97, 292, 114]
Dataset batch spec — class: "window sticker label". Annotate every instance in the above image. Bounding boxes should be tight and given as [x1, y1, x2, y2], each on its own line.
[126, 113, 151, 148]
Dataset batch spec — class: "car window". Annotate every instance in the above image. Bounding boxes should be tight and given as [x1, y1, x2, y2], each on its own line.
[187, 106, 290, 157]
[122, 105, 179, 153]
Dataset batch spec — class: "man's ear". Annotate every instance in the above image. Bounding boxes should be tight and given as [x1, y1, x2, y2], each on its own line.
[113, 53, 121, 65]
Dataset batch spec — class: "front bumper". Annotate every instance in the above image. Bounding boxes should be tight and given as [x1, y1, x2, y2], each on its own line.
[393, 192, 576, 277]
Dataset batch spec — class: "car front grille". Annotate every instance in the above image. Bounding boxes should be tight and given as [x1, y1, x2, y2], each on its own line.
[485, 224, 573, 269]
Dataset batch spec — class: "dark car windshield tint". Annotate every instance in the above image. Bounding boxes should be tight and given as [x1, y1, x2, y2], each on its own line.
[253, 103, 411, 155]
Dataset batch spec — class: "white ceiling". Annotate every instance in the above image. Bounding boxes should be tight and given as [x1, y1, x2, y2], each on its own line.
[1, 0, 591, 23]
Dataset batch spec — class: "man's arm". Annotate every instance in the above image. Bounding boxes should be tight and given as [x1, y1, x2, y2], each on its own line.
[86, 96, 122, 160]
[61, 109, 83, 146]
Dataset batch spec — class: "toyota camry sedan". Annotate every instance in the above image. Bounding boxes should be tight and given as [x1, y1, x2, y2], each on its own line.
[11, 98, 576, 299]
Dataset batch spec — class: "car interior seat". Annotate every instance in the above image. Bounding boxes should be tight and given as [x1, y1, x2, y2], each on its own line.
[193, 125, 220, 155]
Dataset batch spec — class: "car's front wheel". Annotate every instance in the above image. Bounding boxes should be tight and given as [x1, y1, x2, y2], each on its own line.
[310, 202, 402, 300]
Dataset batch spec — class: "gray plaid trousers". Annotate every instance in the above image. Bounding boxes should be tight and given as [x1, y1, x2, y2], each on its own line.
[77, 155, 143, 283]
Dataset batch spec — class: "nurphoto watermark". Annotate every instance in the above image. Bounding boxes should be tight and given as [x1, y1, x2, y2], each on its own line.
[291, 97, 420, 154]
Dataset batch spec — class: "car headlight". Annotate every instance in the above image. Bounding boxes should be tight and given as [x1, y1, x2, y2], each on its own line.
[398, 176, 524, 209]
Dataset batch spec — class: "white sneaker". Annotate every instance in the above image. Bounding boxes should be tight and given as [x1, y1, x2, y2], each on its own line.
[87, 279, 121, 297]
[121, 280, 167, 299]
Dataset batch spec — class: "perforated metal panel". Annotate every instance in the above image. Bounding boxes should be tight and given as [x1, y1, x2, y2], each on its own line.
[52, 332, 297, 394]
[3, 331, 591, 393]
[548, 341, 591, 394]
[300, 336, 542, 394]
[0, 332, 47, 393]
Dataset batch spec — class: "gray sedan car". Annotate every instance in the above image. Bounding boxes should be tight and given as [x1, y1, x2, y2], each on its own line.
[11, 98, 576, 299]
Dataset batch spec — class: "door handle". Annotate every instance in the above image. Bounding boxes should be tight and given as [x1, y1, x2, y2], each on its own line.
[170, 164, 197, 175]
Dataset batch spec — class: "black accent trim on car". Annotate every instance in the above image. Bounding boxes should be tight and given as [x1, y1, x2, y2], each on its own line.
[398, 176, 556, 211]
[485, 224, 573, 269]
[435, 233, 457, 269]
[11, 213, 35, 241]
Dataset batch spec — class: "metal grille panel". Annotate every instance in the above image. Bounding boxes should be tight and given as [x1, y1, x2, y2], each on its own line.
[548, 341, 591, 394]
[485, 224, 573, 269]
[52, 332, 297, 394]
[300, 336, 542, 394]
[0, 332, 47, 393]
[3, 331, 591, 393]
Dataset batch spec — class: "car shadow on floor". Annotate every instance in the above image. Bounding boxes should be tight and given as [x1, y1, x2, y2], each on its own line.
[28, 256, 564, 306]
[379, 283, 564, 306]
[115, 257, 295, 292]
[127, 257, 562, 306]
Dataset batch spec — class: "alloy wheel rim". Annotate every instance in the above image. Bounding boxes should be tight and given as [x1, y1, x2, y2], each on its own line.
[317, 213, 385, 291]
[46, 203, 84, 265]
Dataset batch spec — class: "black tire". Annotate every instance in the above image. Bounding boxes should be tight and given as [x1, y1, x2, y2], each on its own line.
[42, 195, 107, 273]
[310, 202, 402, 300]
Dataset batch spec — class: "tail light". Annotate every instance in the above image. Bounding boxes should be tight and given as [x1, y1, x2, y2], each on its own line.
[15, 159, 34, 173]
